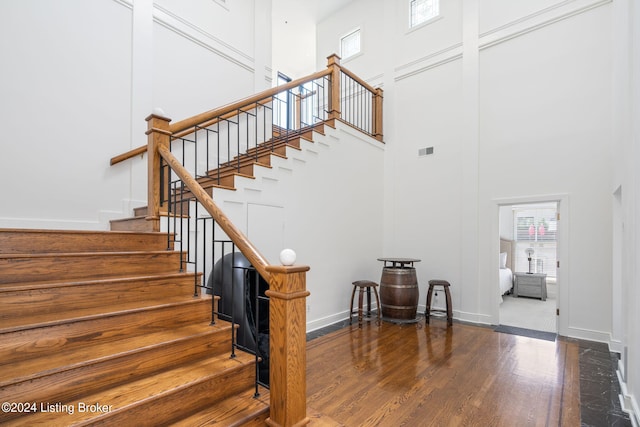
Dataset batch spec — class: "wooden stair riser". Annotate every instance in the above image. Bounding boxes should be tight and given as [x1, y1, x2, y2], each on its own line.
[131, 202, 191, 219]
[248, 135, 304, 154]
[0, 230, 170, 254]
[2, 357, 256, 426]
[0, 227, 264, 426]
[78, 363, 256, 426]
[0, 326, 236, 413]
[198, 173, 237, 189]
[0, 273, 200, 324]
[229, 153, 272, 168]
[170, 387, 270, 426]
[0, 298, 214, 366]
[246, 142, 294, 159]
[208, 163, 258, 179]
[0, 251, 184, 285]
[109, 217, 156, 232]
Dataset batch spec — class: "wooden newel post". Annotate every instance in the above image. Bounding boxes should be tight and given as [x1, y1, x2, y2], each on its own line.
[145, 112, 172, 232]
[327, 54, 341, 121]
[265, 265, 311, 427]
[373, 87, 384, 142]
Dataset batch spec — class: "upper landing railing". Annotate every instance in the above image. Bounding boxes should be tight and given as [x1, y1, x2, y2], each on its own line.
[111, 54, 383, 169]
[110, 54, 383, 427]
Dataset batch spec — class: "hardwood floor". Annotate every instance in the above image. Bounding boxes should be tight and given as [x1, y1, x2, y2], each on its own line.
[307, 318, 580, 426]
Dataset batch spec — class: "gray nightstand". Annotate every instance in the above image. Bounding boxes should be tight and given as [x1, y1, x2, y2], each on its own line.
[513, 272, 547, 301]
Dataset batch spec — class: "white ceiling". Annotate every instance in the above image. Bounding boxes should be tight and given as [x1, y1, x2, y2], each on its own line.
[309, 0, 354, 21]
[273, 0, 354, 23]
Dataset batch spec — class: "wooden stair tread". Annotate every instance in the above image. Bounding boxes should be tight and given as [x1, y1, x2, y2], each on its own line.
[2, 351, 256, 426]
[0, 250, 184, 285]
[170, 387, 270, 426]
[0, 249, 179, 259]
[0, 321, 231, 385]
[0, 271, 197, 292]
[0, 229, 169, 254]
[0, 294, 210, 332]
[198, 171, 256, 185]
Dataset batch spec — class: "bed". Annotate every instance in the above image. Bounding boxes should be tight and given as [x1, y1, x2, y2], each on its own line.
[499, 238, 514, 301]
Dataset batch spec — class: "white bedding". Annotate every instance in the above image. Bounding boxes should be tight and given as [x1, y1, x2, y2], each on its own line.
[499, 267, 513, 296]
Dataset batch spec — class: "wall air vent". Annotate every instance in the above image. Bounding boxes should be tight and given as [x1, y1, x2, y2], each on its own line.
[418, 146, 434, 157]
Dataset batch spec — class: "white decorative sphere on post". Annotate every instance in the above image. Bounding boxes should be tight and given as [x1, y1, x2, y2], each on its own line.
[279, 248, 297, 266]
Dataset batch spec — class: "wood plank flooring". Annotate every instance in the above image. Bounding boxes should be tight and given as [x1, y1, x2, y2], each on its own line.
[307, 319, 580, 426]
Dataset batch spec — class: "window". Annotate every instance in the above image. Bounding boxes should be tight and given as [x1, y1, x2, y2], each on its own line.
[410, 0, 439, 28]
[274, 72, 292, 130]
[340, 28, 361, 60]
[513, 204, 557, 278]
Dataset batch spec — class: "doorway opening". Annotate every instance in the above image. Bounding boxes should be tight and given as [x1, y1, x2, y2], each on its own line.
[499, 202, 558, 333]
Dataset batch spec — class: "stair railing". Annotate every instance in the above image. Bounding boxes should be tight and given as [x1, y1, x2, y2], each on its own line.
[148, 115, 310, 427]
[111, 53, 384, 427]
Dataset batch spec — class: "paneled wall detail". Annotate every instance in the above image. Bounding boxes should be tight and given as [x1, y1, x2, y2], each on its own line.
[480, 0, 612, 50]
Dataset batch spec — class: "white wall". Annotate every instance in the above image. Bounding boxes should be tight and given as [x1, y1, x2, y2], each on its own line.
[0, 0, 267, 230]
[479, 3, 613, 339]
[612, 0, 640, 422]
[271, 0, 317, 80]
[317, 0, 616, 338]
[0, 0, 132, 229]
[206, 122, 385, 330]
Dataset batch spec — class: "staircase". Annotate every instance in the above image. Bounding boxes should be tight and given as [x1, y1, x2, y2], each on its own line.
[1, 55, 380, 427]
[0, 229, 269, 426]
[110, 122, 329, 233]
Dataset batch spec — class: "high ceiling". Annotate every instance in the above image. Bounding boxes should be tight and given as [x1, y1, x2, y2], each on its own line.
[308, 0, 354, 21]
[273, 0, 354, 23]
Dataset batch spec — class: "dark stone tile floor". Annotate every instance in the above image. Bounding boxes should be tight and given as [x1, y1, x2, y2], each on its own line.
[572, 339, 632, 427]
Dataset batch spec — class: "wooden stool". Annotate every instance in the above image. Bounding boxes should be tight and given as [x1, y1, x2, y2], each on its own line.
[349, 280, 381, 327]
[425, 279, 453, 326]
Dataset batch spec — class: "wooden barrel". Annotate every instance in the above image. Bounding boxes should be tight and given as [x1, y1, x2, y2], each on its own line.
[379, 267, 419, 321]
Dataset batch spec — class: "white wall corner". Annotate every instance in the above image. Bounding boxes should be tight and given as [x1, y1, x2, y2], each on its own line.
[617, 369, 639, 427]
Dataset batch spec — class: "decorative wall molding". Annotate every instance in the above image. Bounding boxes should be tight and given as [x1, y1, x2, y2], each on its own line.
[392, 0, 611, 79]
[153, 4, 255, 72]
[110, 0, 132, 11]
[479, 0, 612, 51]
[111, 0, 255, 73]
[394, 43, 463, 82]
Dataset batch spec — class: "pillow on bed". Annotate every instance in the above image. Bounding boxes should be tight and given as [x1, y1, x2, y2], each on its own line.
[499, 252, 507, 269]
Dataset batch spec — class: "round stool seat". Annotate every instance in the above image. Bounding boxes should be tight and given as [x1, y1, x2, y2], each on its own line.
[425, 279, 453, 326]
[350, 280, 381, 327]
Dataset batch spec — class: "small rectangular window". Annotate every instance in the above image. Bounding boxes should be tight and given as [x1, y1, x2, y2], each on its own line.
[410, 0, 439, 28]
[340, 28, 361, 59]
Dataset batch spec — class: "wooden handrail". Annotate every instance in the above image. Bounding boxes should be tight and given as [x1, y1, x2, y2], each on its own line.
[111, 54, 384, 166]
[157, 144, 310, 427]
[110, 145, 147, 166]
[110, 69, 331, 166]
[338, 64, 379, 95]
[157, 145, 272, 283]
[169, 68, 332, 135]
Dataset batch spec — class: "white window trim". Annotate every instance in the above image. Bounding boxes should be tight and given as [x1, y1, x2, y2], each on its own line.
[339, 27, 362, 61]
[407, 0, 442, 33]
[407, 15, 443, 34]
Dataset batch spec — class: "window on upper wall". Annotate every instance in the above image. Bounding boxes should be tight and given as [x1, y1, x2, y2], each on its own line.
[410, 0, 439, 28]
[340, 28, 361, 60]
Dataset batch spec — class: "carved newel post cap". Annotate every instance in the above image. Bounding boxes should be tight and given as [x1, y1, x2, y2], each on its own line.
[279, 248, 297, 266]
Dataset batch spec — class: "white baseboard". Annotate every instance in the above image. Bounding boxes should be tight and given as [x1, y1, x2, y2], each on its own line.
[564, 326, 611, 345]
[617, 369, 639, 426]
[307, 310, 350, 333]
